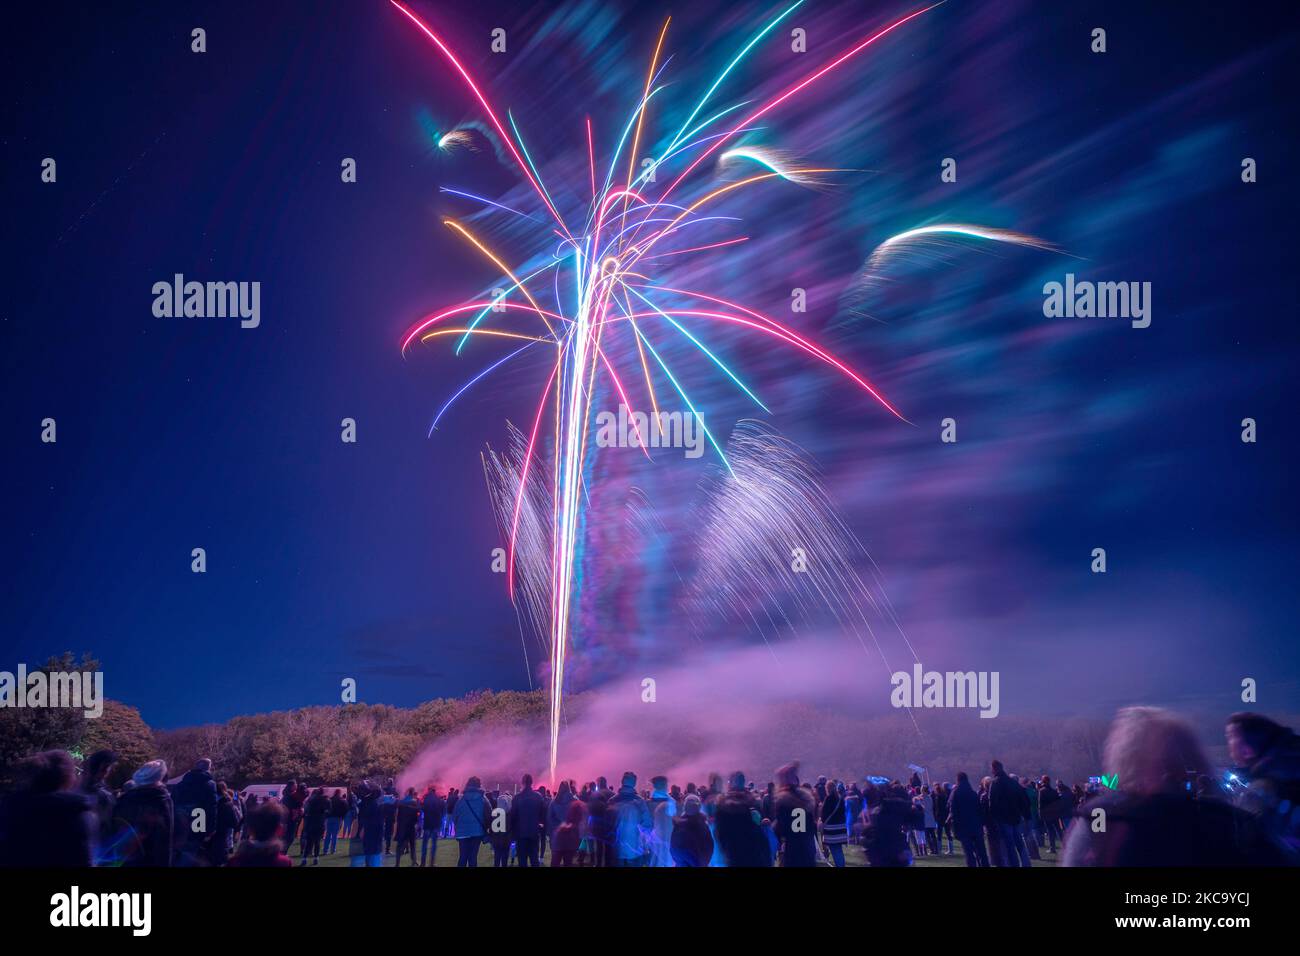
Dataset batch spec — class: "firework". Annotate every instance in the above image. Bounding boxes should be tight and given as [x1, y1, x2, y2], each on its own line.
[437, 128, 479, 152]
[392, 0, 947, 780]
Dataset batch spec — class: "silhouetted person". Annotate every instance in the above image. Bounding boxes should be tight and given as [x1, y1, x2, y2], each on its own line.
[947, 772, 989, 867]
[670, 794, 714, 867]
[714, 772, 769, 867]
[112, 760, 173, 867]
[300, 786, 329, 865]
[0, 750, 96, 867]
[1226, 711, 1300, 856]
[419, 785, 445, 866]
[772, 762, 818, 867]
[509, 773, 546, 867]
[173, 758, 219, 866]
[1065, 707, 1289, 866]
[228, 800, 293, 867]
[79, 749, 117, 858]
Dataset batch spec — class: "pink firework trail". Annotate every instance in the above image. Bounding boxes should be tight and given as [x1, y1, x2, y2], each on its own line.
[392, 0, 945, 781]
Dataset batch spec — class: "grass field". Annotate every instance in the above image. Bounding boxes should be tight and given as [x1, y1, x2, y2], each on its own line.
[299, 836, 1060, 868]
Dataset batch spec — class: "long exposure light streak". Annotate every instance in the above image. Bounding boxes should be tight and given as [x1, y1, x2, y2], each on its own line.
[391, 0, 944, 780]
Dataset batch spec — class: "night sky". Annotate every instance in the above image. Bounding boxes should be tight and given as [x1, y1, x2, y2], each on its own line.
[3, 0, 1297, 731]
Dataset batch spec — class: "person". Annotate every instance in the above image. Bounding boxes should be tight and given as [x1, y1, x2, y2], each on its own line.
[324, 789, 347, 856]
[509, 773, 546, 867]
[379, 782, 398, 855]
[714, 771, 770, 867]
[772, 762, 818, 867]
[171, 757, 219, 866]
[212, 781, 241, 866]
[1037, 776, 1063, 854]
[980, 777, 1001, 865]
[240, 793, 259, 842]
[537, 785, 552, 860]
[1056, 779, 1077, 833]
[1064, 706, 1289, 866]
[419, 785, 445, 866]
[281, 780, 305, 847]
[647, 775, 676, 867]
[860, 781, 912, 867]
[609, 771, 653, 866]
[820, 779, 849, 867]
[394, 787, 420, 867]
[988, 759, 1031, 867]
[300, 786, 329, 865]
[545, 781, 573, 857]
[760, 815, 780, 864]
[947, 772, 989, 867]
[1226, 712, 1300, 855]
[845, 784, 863, 847]
[443, 787, 458, 837]
[227, 800, 293, 867]
[342, 787, 357, 841]
[670, 794, 714, 867]
[908, 789, 929, 857]
[649, 799, 676, 867]
[551, 797, 585, 867]
[587, 778, 612, 867]
[490, 791, 513, 867]
[933, 782, 953, 854]
[111, 760, 174, 867]
[1019, 774, 1041, 859]
[0, 750, 97, 867]
[919, 785, 939, 855]
[79, 749, 118, 858]
[649, 775, 674, 813]
[452, 776, 490, 867]
[349, 781, 384, 867]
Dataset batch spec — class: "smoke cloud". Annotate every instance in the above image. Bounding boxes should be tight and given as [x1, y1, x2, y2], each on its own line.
[398, 638, 1109, 792]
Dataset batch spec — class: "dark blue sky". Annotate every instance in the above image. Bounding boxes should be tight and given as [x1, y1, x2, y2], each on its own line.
[3, 0, 1297, 730]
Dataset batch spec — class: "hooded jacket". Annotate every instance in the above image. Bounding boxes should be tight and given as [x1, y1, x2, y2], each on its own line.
[670, 811, 715, 867]
[113, 783, 174, 867]
[988, 770, 1029, 826]
[452, 785, 491, 840]
[509, 785, 547, 841]
[421, 791, 446, 832]
[609, 785, 652, 861]
[714, 788, 770, 867]
[773, 786, 819, 866]
[947, 779, 982, 839]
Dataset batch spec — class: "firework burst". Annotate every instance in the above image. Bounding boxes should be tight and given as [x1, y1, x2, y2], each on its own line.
[393, 0, 955, 780]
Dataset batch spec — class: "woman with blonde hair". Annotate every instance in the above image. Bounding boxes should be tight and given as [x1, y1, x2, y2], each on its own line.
[1062, 707, 1287, 866]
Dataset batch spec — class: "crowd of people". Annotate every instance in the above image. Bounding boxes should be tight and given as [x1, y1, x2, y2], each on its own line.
[0, 708, 1296, 867]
